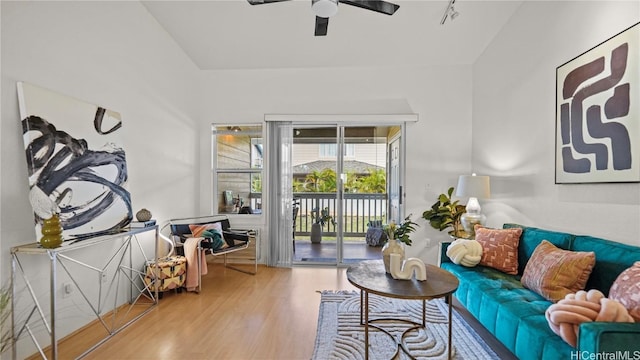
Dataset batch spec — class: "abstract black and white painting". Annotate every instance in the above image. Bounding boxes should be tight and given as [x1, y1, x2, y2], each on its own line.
[556, 22, 640, 184]
[18, 82, 132, 242]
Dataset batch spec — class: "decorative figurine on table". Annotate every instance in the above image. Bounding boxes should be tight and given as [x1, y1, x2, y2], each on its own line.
[29, 186, 63, 248]
[389, 253, 427, 281]
[136, 208, 152, 222]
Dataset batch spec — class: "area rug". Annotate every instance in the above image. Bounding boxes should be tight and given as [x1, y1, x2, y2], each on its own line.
[312, 290, 499, 360]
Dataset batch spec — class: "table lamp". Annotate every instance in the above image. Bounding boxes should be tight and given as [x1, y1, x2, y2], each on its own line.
[456, 174, 491, 237]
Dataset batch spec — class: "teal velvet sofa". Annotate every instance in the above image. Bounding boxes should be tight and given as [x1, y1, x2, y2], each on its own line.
[439, 224, 640, 360]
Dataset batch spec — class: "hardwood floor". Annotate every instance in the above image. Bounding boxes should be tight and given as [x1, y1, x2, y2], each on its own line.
[69, 263, 356, 360]
[48, 261, 515, 360]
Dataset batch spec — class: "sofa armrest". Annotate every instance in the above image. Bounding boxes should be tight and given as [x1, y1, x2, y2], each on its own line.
[438, 241, 452, 267]
[578, 322, 640, 355]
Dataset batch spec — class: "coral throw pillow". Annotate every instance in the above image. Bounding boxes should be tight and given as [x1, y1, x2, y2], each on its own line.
[609, 261, 640, 322]
[521, 240, 595, 302]
[474, 225, 522, 275]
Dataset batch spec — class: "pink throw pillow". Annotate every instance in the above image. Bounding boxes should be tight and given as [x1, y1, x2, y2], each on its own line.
[609, 261, 640, 322]
[474, 225, 522, 275]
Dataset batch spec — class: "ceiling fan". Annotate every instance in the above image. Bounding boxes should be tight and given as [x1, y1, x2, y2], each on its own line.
[247, 0, 400, 36]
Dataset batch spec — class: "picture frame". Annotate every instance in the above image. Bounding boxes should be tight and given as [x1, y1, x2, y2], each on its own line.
[555, 22, 640, 184]
[18, 82, 132, 242]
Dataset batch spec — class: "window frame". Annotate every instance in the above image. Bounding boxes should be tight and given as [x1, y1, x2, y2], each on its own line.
[211, 124, 264, 216]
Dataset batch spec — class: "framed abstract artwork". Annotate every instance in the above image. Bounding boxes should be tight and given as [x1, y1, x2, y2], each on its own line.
[556, 22, 640, 184]
[18, 82, 132, 242]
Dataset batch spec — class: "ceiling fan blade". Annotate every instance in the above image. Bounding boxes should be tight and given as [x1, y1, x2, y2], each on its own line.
[340, 0, 400, 15]
[315, 16, 329, 36]
[247, 0, 291, 5]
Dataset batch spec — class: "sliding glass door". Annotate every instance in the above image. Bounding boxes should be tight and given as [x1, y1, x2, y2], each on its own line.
[291, 124, 402, 265]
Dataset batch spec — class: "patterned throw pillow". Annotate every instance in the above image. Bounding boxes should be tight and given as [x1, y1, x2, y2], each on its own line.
[189, 223, 228, 250]
[202, 229, 228, 250]
[609, 261, 640, 322]
[521, 240, 595, 302]
[474, 225, 522, 275]
[189, 222, 222, 237]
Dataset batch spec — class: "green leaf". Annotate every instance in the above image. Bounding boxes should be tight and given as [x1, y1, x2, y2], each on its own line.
[447, 187, 454, 197]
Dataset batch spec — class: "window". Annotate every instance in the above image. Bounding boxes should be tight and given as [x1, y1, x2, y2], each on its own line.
[212, 125, 263, 215]
[319, 143, 355, 158]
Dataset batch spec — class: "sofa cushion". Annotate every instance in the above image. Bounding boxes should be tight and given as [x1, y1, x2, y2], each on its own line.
[474, 225, 522, 275]
[521, 240, 595, 302]
[503, 224, 574, 275]
[513, 314, 574, 360]
[609, 261, 640, 322]
[572, 235, 640, 295]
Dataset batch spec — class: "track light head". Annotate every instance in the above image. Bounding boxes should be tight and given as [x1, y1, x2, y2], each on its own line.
[450, 6, 459, 20]
[440, 0, 459, 25]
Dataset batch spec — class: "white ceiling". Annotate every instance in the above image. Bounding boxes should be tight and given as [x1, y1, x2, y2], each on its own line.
[142, 0, 523, 70]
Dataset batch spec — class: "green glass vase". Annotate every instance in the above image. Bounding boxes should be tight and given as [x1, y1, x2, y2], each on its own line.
[40, 214, 63, 248]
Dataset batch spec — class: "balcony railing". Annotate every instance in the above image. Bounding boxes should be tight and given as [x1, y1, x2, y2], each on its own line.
[293, 192, 386, 238]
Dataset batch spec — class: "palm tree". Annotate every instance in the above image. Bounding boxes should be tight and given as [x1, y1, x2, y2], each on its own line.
[343, 171, 360, 193]
[304, 170, 324, 192]
[317, 168, 336, 192]
[359, 168, 386, 193]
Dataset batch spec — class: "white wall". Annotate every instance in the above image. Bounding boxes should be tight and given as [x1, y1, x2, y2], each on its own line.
[1, 1, 200, 355]
[473, 1, 640, 244]
[200, 65, 473, 260]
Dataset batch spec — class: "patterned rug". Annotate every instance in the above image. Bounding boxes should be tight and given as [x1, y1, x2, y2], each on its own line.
[312, 291, 499, 360]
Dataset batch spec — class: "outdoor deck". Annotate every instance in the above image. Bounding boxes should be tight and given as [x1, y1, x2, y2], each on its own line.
[293, 240, 382, 263]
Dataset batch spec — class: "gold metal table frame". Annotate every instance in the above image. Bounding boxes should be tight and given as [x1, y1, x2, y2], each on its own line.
[346, 260, 459, 360]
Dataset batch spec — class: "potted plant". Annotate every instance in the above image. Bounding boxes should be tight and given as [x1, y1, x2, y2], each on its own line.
[310, 207, 335, 244]
[383, 214, 419, 246]
[422, 187, 468, 238]
[380, 215, 418, 273]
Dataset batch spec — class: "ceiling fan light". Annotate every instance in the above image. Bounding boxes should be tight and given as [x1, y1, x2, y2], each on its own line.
[312, 0, 338, 18]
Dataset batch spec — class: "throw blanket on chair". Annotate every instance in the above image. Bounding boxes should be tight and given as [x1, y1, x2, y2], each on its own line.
[184, 237, 208, 292]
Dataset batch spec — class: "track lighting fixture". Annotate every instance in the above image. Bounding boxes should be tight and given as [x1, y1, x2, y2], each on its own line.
[440, 0, 459, 25]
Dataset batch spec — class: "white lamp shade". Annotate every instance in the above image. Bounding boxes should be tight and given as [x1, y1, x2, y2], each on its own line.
[455, 175, 491, 199]
[312, 0, 338, 18]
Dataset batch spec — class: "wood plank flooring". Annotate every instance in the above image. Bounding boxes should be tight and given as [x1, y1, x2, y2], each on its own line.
[47, 262, 515, 360]
[69, 264, 355, 360]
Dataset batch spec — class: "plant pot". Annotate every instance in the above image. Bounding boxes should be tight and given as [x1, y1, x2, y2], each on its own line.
[310, 223, 323, 243]
[448, 229, 472, 240]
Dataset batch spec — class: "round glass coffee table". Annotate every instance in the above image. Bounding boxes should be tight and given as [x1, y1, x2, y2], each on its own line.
[346, 259, 459, 360]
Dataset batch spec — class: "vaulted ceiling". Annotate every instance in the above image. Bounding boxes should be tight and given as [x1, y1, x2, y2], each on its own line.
[142, 0, 523, 70]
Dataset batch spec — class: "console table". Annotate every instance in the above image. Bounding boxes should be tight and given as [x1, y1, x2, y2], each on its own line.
[11, 226, 159, 359]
